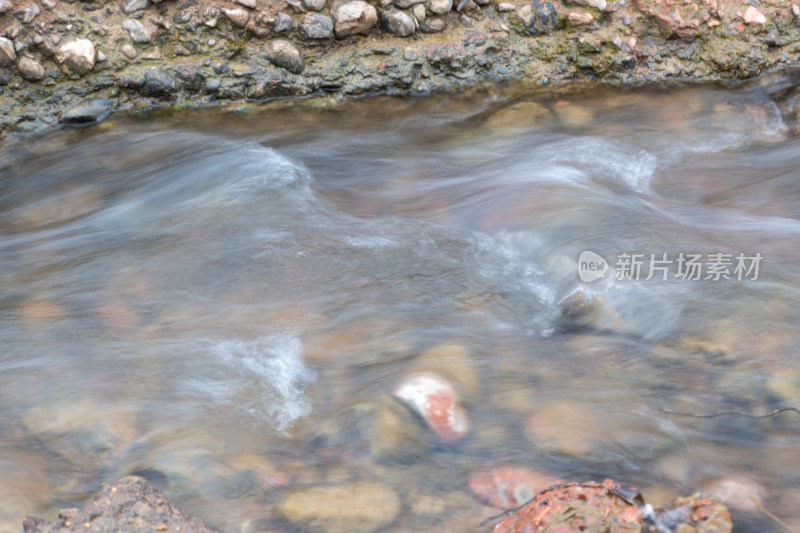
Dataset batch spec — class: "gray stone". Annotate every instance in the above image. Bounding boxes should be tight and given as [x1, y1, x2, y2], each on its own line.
[395, 0, 425, 7]
[18, 56, 45, 81]
[525, 0, 557, 34]
[0, 37, 15, 67]
[275, 11, 293, 32]
[571, 0, 605, 9]
[420, 15, 445, 32]
[173, 10, 192, 23]
[236, 0, 257, 7]
[429, 0, 452, 14]
[142, 68, 179, 96]
[264, 39, 304, 74]
[333, 0, 377, 37]
[121, 0, 150, 14]
[300, 13, 333, 38]
[302, 0, 326, 10]
[380, 9, 415, 36]
[122, 18, 154, 43]
[222, 7, 250, 26]
[60, 97, 115, 124]
[121, 44, 137, 59]
[15, 3, 40, 23]
[56, 38, 95, 75]
[0, 0, 12, 14]
[412, 3, 425, 21]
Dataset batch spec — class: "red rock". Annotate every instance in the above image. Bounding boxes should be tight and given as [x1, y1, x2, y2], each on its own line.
[492, 479, 642, 533]
[393, 372, 469, 445]
[489, 479, 733, 533]
[469, 467, 564, 509]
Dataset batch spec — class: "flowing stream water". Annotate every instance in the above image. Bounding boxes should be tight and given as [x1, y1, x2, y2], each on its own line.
[1, 81, 800, 532]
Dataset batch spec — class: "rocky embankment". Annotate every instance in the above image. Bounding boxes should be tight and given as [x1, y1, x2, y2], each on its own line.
[1, 0, 800, 136]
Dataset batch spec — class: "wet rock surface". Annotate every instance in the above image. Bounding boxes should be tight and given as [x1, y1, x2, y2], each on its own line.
[22, 476, 217, 533]
[0, 0, 799, 138]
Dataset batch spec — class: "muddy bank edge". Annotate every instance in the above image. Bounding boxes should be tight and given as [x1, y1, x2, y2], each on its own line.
[1, 0, 800, 137]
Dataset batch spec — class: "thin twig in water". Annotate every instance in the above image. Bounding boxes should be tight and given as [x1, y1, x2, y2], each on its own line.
[659, 407, 800, 419]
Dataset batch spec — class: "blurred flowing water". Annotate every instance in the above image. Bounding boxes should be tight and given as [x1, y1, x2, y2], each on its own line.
[1, 82, 800, 532]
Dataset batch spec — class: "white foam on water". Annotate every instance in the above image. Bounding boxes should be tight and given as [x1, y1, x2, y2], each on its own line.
[213, 334, 316, 430]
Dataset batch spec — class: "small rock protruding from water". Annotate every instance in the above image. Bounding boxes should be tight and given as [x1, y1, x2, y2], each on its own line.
[264, 39, 305, 74]
[333, 0, 378, 37]
[393, 372, 470, 445]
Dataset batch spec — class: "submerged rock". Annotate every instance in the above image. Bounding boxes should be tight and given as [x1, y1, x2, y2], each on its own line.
[276, 483, 401, 533]
[354, 395, 431, 462]
[22, 476, 217, 533]
[469, 467, 564, 509]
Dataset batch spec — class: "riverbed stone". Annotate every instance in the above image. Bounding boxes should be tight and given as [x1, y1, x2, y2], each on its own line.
[15, 3, 40, 24]
[222, 7, 250, 27]
[122, 0, 150, 14]
[274, 11, 294, 32]
[333, 1, 378, 37]
[143, 68, 179, 96]
[470, 467, 564, 509]
[354, 395, 431, 462]
[0, 37, 15, 67]
[22, 476, 216, 533]
[277, 483, 401, 533]
[264, 39, 305, 74]
[743, 5, 766, 24]
[0, 0, 11, 14]
[420, 15, 445, 32]
[18, 56, 45, 82]
[568, 11, 593, 24]
[303, 0, 327, 11]
[396, 0, 426, 7]
[412, 3, 426, 20]
[522, 0, 557, 35]
[300, 13, 334, 38]
[60, 97, 115, 124]
[429, 0, 453, 15]
[570, 0, 605, 9]
[56, 39, 95, 75]
[703, 475, 765, 512]
[409, 343, 481, 402]
[380, 9, 416, 36]
[122, 18, 154, 43]
[394, 372, 470, 445]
